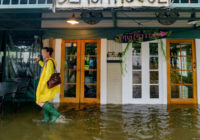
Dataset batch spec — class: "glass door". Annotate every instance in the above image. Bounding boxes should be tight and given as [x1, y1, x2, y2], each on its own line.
[61, 40, 81, 103]
[61, 39, 100, 104]
[131, 41, 161, 104]
[167, 39, 197, 104]
[80, 40, 100, 103]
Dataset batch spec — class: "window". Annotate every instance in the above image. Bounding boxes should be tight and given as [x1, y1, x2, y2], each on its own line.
[149, 43, 159, 98]
[132, 43, 142, 98]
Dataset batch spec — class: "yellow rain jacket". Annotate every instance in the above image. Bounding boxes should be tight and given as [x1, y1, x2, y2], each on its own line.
[36, 57, 60, 104]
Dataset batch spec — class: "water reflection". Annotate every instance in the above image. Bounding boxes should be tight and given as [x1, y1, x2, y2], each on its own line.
[0, 103, 200, 140]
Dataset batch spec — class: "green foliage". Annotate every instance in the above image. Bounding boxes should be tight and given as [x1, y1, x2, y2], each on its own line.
[114, 30, 170, 75]
[120, 40, 132, 75]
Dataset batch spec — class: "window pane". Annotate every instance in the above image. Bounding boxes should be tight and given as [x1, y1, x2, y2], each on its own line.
[3, 0, 10, 4]
[191, 0, 198, 3]
[150, 85, 159, 98]
[132, 71, 142, 84]
[85, 43, 97, 55]
[171, 71, 181, 84]
[85, 71, 96, 83]
[171, 85, 181, 98]
[181, 0, 188, 3]
[38, 0, 45, 4]
[182, 71, 193, 84]
[181, 57, 192, 70]
[183, 85, 193, 98]
[132, 43, 141, 56]
[181, 43, 192, 56]
[12, 0, 18, 4]
[133, 85, 142, 98]
[170, 43, 181, 56]
[85, 56, 97, 69]
[150, 57, 158, 69]
[150, 43, 158, 55]
[64, 84, 76, 97]
[65, 56, 77, 69]
[47, 0, 52, 3]
[170, 57, 181, 70]
[132, 56, 141, 69]
[84, 85, 96, 98]
[30, 0, 36, 4]
[64, 70, 76, 83]
[65, 43, 77, 55]
[150, 71, 158, 84]
[20, 0, 27, 4]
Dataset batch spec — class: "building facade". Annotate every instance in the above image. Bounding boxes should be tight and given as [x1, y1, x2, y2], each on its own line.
[1, 0, 200, 104]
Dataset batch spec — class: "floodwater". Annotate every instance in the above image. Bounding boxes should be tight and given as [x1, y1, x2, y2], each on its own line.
[1, 103, 200, 140]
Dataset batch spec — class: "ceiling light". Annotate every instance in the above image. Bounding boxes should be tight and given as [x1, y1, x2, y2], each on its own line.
[66, 13, 79, 25]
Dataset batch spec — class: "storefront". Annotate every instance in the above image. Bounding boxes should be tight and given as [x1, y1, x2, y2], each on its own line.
[0, 0, 200, 104]
[41, 27, 200, 105]
[9, 0, 185, 104]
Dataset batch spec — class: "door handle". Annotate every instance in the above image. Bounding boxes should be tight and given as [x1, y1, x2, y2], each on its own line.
[193, 62, 196, 69]
[193, 62, 196, 72]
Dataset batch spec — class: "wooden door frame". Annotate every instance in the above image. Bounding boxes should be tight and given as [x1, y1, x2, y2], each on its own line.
[80, 39, 101, 104]
[60, 39, 101, 104]
[166, 39, 197, 104]
[60, 39, 81, 103]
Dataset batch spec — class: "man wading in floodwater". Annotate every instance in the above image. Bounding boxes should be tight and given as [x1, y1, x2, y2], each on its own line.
[33, 47, 68, 123]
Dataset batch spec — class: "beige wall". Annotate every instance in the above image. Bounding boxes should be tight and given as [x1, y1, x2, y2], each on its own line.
[107, 63, 122, 104]
[107, 40, 123, 104]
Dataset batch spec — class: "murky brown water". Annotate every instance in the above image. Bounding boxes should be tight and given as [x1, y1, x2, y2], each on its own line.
[1, 103, 200, 140]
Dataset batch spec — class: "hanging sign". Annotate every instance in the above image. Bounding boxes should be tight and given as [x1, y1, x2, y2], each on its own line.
[114, 30, 171, 43]
[56, 0, 169, 9]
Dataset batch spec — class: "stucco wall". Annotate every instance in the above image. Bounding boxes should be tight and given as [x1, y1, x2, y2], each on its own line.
[107, 40, 123, 104]
[107, 63, 122, 104]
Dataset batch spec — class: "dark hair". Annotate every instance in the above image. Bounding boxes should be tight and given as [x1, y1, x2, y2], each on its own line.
[42, 47, 54, 56]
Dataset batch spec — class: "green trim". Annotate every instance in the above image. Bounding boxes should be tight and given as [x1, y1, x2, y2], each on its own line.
[0, 7, 200, 13]
[0, 28, 199, 40]
[112, 11, 117, 28]
[43, 28, 200, 39]
[0, 17, 198, 21]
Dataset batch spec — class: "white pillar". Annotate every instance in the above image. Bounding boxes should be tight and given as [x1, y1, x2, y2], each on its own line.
[160, 39, 168, 104]
[50, 39, 62, 103]
[195, 39, 200, 104]
[121, 43, 132, 104]
[100, 39, 107, 104]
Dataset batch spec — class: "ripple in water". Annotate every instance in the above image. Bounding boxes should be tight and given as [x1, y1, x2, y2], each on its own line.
[0, 103, 200, 140]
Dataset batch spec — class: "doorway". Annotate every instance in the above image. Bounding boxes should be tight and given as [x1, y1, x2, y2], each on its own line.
[167, 39, 197, 104]
[60, 39, 101, 104]
[130, 40, 163, 104]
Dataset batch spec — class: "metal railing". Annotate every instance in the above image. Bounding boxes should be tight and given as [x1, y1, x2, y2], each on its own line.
[0, 0, 52, 9]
